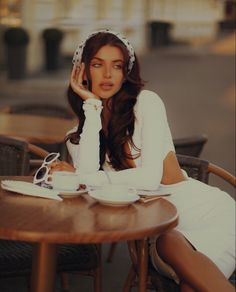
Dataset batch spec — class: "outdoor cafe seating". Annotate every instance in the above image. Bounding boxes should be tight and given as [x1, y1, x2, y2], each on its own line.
[0, 135, 235, 292]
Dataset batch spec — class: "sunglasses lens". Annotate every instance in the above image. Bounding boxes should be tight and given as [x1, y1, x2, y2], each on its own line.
[35, 166, 47, 180]
[45, 153, 58, 163]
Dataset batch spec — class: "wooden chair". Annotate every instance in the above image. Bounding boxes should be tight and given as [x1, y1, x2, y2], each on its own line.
[106, 135, 208, 263]
[0, 135, 48, 175]
[1, 103, 75, 160]
[173, 134, 208, 157]
[123, 154, 236, 291]
[0, 136, 101, 292]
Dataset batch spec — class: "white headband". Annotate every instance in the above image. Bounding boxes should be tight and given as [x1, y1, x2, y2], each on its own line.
[72, 29, 135, 74]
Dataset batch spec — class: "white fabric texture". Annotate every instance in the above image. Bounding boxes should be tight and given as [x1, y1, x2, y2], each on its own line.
[66, 90, 235, 279]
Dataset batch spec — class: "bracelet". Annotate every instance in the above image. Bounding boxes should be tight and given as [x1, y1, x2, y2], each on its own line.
[83, 99, 103, 111]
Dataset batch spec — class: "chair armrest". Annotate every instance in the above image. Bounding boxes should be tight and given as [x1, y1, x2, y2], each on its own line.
[208, 163, 236, 187]
[29, 159, 44, 167]
[28, 143, 49, 158]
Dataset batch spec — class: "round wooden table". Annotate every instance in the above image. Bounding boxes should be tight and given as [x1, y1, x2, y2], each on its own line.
[0, 113, 76, 144]
[0, 177, 178, 292]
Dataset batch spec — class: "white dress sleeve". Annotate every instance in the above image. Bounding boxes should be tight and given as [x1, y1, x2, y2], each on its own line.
[106, 91, 169, 189]
[66, 98, 102, 174]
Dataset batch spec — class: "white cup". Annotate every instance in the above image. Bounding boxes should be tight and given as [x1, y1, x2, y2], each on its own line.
[47, 171, 80, 191]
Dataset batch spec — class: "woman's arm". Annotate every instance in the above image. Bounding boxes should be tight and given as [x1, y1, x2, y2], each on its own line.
[105, 91, 169, 189]
[66, 64, 102, 174]
[66, 98, 102, 173]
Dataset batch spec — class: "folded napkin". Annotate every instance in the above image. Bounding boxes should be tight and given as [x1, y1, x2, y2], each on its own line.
[88, 186, 171, 198]
[137, 189, 171, 197]
[1, 180, 62, 201]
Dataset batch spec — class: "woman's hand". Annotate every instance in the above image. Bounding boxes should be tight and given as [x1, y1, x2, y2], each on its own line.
[50, 161, 75, 173]
[70, 63, 99, 101]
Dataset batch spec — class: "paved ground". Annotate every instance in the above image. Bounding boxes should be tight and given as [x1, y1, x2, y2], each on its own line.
[0, 33, 235, 291]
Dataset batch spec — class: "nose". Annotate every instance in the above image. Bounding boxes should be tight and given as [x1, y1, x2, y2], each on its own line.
[104, 65, 111, 78]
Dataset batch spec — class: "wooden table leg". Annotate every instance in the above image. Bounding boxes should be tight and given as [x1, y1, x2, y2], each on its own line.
[31, 242, 57, 292]
[123, 265, 136, 292]
[138, 239, 148, 292]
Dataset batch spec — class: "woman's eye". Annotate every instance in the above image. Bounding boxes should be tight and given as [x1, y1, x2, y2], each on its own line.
[113, 64, 123, 69]
[91, 63, 101, 68]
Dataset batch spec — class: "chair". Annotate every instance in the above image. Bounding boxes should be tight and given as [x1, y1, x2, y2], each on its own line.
[0, 241, 101, 291]
[1, 103, 75, 160]
[0, 136, 101, 292]
[173, 134, 208, 157]
[0, 135, 48, 176]
[106, 135, 208, 263]
[0, 135, 29, 175]
[123, 154, 236, 291]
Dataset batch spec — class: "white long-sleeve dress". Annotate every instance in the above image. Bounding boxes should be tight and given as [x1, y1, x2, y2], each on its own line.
[66, 90, 235, 281]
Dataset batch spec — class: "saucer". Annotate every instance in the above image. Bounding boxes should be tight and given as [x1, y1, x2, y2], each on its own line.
[88, 189, 139, 206]
[56, 188, 88, 198]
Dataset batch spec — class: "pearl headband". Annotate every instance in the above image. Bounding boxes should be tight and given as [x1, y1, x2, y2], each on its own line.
[72, 29, 135, 74]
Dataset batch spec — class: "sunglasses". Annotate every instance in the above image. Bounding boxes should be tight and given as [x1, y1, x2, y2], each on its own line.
[33, 152, 60, 185]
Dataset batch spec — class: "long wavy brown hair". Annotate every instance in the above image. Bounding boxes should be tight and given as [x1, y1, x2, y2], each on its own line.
[66, 32, 144, 170]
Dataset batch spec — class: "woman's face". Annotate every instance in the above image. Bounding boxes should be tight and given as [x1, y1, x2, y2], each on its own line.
[89, 45, 125, 99]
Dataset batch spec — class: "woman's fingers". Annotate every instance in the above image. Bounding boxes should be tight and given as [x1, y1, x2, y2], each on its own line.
[50, 161, 75, 173]
[70, 64, 85, 95]
[77, 63, 85, 86]
[70, 63, 99, 100]
[71, 63, 84, 87]
[70, 65, 80, 88]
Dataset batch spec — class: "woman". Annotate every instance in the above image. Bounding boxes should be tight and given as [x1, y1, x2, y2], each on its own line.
[51, 29, 235, 291]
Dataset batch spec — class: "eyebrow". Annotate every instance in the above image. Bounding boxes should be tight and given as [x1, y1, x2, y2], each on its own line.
[91, 57, 124, 63]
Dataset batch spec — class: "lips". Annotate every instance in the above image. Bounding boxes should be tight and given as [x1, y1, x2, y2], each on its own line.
[100, 82, 113, 90]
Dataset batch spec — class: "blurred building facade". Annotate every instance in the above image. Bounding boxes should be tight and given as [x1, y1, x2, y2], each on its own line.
[0, 0, 232, 73]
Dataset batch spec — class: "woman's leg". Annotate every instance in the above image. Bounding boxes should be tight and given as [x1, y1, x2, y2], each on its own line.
[156, 230, 234, 292]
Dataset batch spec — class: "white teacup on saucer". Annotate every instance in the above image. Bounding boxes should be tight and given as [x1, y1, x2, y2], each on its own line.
[46, 171, 80, 191]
